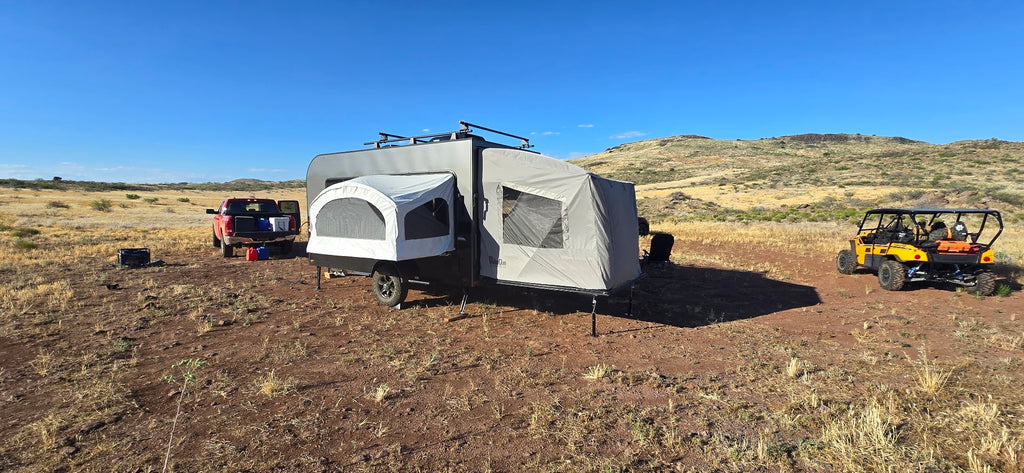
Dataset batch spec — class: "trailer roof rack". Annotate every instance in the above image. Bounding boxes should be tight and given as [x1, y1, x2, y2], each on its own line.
[364, 121, 533, 149]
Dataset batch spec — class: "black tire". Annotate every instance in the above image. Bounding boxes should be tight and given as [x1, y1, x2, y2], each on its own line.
[967, 271, 996, 296]
[372, 264, 408, 307]
[877, 260, 906, 291]
[221, 241, 233, 257]
[279, 240, 293, 255]
[836, 249, 857, 275]
[639, 221, 650, 237]
[213, 232, 221, 248]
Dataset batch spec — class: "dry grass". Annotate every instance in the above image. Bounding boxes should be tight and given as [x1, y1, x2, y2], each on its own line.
[2, 184, 1023, 471]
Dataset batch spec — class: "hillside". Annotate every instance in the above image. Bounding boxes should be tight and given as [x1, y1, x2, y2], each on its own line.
[571, 134, 1024, 224]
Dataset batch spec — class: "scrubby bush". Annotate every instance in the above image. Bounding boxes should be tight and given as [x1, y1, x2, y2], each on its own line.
[15, 239, 37, 250]
[143, 197, 159, 204]
[177, 197, 190, 203]
[90, 199, 112, 212]
[10, 228, 40, 238]
[126, 193, 140, 200]
[46, 201, 70, 209]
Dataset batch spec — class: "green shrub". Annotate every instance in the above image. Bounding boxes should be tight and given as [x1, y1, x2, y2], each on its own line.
[992, 191, 1024, 207]
[90, 199, 112, 212]
[10, 227, 40, 238]
[143, 197, 159, 204]
[995, 284, 1012, 297]
[15, 239, 37, 250]
[177, 197, 190, 203]
[46, 200, 70, 209]
[126, 193, 140, 200]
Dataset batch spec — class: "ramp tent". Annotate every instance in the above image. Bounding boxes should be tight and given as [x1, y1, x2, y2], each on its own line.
[477, 148, 639, 292]
[306, 122, 642, 312]
[308, 173, 456, 262]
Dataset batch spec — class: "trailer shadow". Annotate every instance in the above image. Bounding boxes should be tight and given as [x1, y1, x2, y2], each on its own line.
[621, 263, 822, 329]
[422, 262, 821, 330]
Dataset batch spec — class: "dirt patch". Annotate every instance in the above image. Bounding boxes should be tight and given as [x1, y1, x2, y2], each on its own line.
[2, 237, 1023, 471]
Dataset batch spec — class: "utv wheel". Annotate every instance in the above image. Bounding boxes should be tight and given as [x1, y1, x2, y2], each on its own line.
[836, 249, 857, 275]
[372, 264, 408, 307]
[213, 233, 221, 248]
[877, 260, 906, 291]
[967, 271, 996, 296]
[221, 242, 233, 257]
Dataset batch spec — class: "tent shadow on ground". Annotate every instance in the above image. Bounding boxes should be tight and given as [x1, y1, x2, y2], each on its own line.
[412, 262, 821, 330]
[617, 262, 822, 329]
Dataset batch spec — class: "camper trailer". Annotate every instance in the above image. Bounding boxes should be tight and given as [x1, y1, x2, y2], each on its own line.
[306, 122, 642, 310]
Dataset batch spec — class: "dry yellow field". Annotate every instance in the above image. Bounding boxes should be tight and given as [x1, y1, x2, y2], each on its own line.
[2, 186, 1024, 472]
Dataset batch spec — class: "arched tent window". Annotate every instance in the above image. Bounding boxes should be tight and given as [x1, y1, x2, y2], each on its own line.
[404, 198, 449, 240]
[502, 186, 563, 249]
[316, 198, 385, 240]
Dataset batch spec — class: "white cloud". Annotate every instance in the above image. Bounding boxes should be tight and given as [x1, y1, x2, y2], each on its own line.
[530, 131, 560, 136]
[1, 161, 238, 183]
[611, 131, 647, 139]
[566, 151, 590, 159]
[422, 128, 430, 132]
[247, 168, 289, 174]
[578, 124, 594, 128]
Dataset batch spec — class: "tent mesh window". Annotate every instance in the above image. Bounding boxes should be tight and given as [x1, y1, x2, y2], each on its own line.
[316, 198, 385, 240]
[404, 198, 449, 240]
[502, 186, 563, 249]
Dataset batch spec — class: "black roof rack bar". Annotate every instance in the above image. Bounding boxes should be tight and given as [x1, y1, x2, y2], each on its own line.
[363, 122, 533, 149]
[459, 121, 532, 149]
[364, 130, 467, 148]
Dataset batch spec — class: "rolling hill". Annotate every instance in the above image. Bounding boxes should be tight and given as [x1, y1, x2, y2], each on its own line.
[571, 134, 1024, 223]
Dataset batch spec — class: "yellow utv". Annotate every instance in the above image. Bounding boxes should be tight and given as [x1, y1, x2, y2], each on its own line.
[836, 208, 1002, 295]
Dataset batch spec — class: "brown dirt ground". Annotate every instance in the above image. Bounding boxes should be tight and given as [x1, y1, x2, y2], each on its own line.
[2, 238, 1023, 472]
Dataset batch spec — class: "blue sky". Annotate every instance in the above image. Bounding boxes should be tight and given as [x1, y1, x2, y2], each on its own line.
[1, 1, 1022, 183]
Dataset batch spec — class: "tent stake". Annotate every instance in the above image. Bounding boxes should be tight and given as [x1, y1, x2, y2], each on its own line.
[315, 266, 321, 290]
[458, 291, 469, 317]
[590, 296, 598, 337]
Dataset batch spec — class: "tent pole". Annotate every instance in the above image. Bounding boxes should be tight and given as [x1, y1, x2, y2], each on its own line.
[590, 296, 598, 337]
[626, 284, 634, 318]
[316, 266, 321, 290]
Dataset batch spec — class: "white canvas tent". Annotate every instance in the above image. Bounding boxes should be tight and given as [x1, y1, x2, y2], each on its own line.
[307, 173, 456, 261]
[477, 148, 639, 292]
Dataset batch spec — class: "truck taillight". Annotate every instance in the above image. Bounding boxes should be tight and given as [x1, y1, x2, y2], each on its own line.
[289, 215, 297, 232]
[224, 216, 234, 236]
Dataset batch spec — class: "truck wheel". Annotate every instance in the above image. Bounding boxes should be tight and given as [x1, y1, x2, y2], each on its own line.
[372, 264, 408, 307]
[836, 249, 857, 274]
[221, 242, 233, 257]
[213, 233, 221, 248]
[967, 271, 996, 296]
[280, 240, 293, 255]
[877, 260, 906, 291]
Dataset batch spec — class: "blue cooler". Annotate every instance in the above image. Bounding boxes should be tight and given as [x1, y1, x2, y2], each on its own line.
[256, 246, 269, 260]
[256, 218, 271, 231]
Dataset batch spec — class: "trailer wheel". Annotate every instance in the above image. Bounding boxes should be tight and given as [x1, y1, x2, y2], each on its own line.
[836, 249, 857, 274]
[877, 260, 906, 291]
[372, 264, 408, 307]
[221, 241, 233, 257]
[966, 271, 996, 296]
[213, 232, 221, 248]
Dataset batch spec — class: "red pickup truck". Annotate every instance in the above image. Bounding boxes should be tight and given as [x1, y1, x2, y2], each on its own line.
[207, 198, 301, 257]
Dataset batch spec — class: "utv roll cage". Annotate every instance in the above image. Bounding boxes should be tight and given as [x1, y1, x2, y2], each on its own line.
[857, 208, 1003, 249]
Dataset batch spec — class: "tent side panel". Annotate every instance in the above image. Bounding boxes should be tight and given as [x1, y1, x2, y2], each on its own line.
[479, 148, 639, 291]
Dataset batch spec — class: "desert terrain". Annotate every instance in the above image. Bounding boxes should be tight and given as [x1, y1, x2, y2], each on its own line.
[2, 134, 1024, 472]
